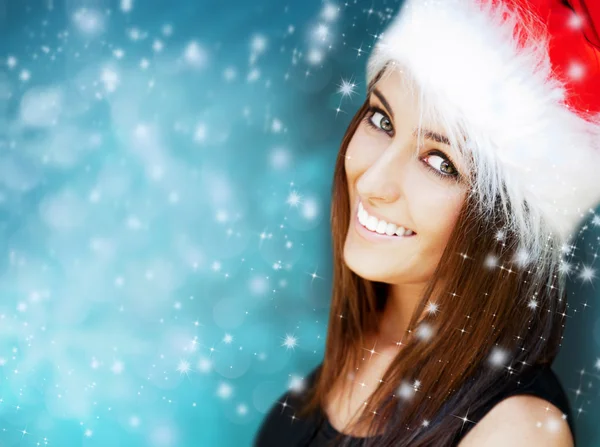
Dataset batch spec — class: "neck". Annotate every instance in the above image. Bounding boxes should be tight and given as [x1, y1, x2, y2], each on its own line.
[375, 281, 428, 347]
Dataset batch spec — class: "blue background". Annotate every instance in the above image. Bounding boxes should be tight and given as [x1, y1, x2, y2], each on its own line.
[0, 0, 599, 445]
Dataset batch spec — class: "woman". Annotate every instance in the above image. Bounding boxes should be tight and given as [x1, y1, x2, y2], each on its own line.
[254, 0, 600, 445]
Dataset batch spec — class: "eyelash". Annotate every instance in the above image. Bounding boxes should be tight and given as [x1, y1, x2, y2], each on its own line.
[361, 105, 461, 181]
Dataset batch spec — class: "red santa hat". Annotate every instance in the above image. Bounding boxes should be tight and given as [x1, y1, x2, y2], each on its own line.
[366, 0, 600, 271]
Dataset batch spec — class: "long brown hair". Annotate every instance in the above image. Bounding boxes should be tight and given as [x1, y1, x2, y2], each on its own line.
[296, 68, 569, 446]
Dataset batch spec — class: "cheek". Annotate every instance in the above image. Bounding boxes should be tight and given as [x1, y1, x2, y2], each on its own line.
[406, 176, 464, 248]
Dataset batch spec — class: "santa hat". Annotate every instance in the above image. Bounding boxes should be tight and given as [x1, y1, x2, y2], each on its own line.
[366, 0, 600, 270]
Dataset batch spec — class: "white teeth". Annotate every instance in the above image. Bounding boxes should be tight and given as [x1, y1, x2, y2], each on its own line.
[357, 201, 415, 237]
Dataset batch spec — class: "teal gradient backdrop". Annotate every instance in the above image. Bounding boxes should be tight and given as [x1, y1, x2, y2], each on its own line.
[0, 0, 599, 446]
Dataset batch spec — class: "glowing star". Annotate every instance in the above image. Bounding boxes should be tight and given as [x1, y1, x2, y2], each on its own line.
[282, 334, 298, 350]
[286, 191, 302, 207]
[558, 260, 573, 275]
[426, 301, 439, 315]
[578, 265, 595, 282]
[337, 78, 357, 98]
[223, 333, 233, 344]
[452, 407, 475, 432]
[176, 360, 191, 375]
[527, 298, 538, 310]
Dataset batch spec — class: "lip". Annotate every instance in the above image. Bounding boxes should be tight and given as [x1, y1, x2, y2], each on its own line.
[354, 204, 417, 243]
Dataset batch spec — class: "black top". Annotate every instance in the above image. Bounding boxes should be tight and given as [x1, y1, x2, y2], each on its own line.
[253, 363, 576, 447]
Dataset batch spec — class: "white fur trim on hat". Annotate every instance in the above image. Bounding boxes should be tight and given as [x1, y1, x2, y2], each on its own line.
[366, 0, 600, 270]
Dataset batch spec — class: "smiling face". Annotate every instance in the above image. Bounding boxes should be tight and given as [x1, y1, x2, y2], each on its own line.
[343, 69, 470, 284]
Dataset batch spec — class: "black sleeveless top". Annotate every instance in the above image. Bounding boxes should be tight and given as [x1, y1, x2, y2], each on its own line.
[253, 363, 576, 447]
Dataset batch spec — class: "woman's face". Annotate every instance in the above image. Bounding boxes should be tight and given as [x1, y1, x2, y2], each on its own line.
[343, 69, 469, 284]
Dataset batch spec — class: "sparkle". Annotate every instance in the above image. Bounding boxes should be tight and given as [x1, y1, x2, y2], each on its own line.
[337, 78, 357, 98]
[362, 341, 380, 361]
[282, 334, 298, 350]
[578, 265, 595, 282]
[278, 396, 292, 413]
[451, 407, 475, 434]
[308, 268, 323, 284]
[177, 359, 191, 375]
[426, 301, 439, 315]
[286, 191, 302, 207]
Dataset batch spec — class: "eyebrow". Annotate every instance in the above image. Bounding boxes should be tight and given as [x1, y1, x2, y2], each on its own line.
[371, 88, 452, 147]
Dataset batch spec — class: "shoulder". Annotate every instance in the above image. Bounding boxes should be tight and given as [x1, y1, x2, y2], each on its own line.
[458, 394, 574, 447]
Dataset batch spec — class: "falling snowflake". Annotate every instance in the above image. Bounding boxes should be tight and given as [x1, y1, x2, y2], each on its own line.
[415, 322, 434, 341]
[487, 347, 509, 368]
[216, 382, 233, 399]
[397, 381, 416, 400]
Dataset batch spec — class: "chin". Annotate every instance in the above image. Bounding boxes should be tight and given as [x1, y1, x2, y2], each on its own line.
[343, 252, 398, 282]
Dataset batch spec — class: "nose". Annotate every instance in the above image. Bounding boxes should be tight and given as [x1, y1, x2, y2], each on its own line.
[356, 142, 407, 206]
